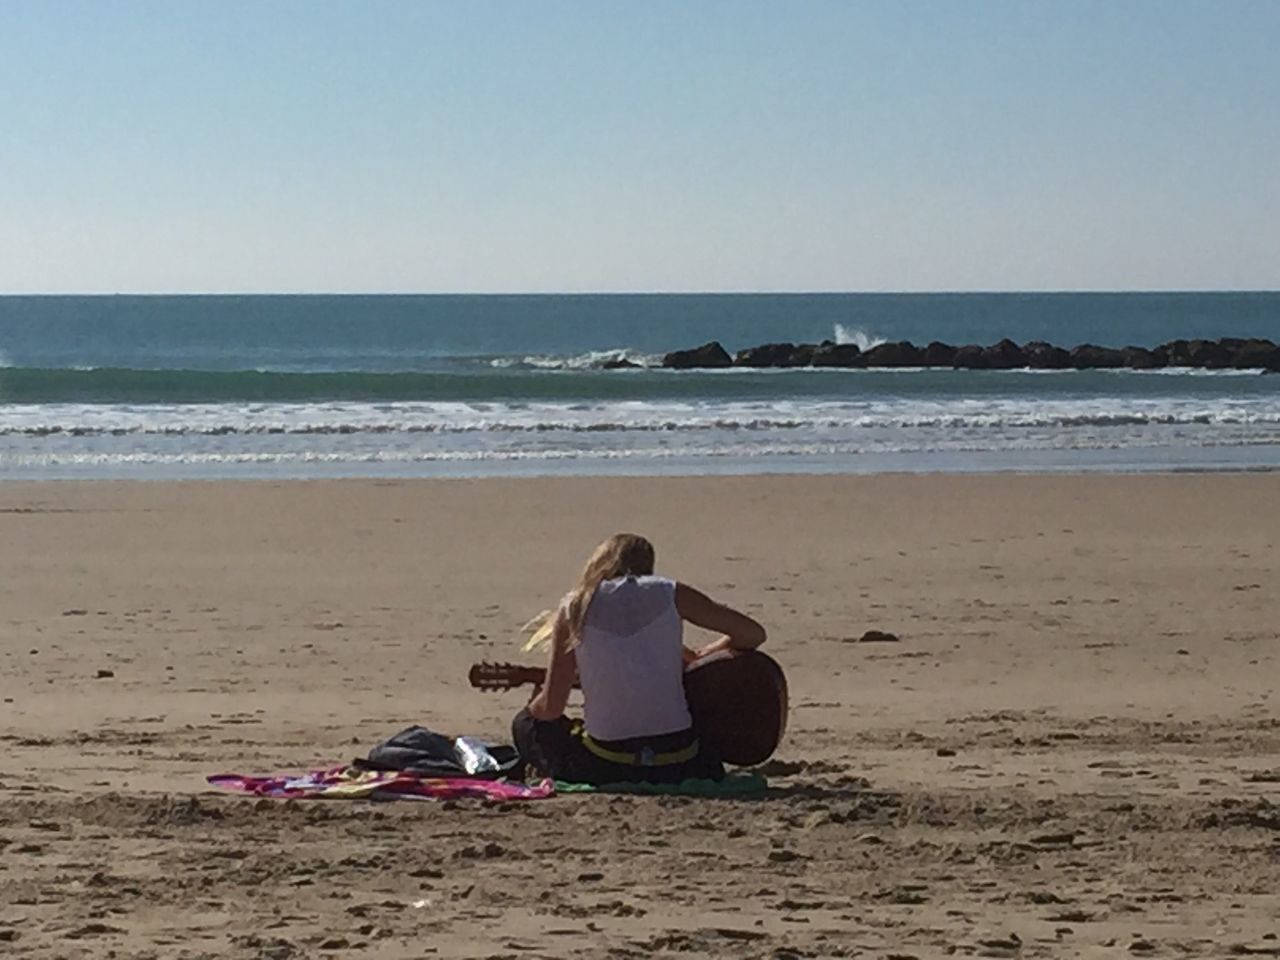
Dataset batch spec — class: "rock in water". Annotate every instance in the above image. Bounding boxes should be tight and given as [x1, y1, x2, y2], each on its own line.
[952, 344, 989, 369]
[1228, 338, 1280, 371]
[981, 338, 1027, 369]
[734, 342, 812, 367]
[922, 341, 957, 366]
[662, 341, 732, 369]
[1120, 346, 1161, 369]
[862, 341, 923, 367]
[1187, 338, 1234, 368]
[1156, 339, 1192, 366]
[1070, 344, 1126, 369]
[811, 342, 863, 367]
[660, 335, 1280, 372]
[1157, 337, 1227, 368]
[1024, 341, 1072, 369]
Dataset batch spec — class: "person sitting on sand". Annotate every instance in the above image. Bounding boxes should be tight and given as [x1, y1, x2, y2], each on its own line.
[512, 533, 766, 784]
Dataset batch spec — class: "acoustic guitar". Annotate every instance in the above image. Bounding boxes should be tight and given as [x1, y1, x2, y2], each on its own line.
[468, 649, 788, 767]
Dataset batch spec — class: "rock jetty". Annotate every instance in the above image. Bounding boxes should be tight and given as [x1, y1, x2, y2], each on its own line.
[660, 337, 1280, 371]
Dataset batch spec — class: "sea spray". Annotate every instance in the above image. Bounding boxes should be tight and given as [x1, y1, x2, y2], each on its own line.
[833, 324, 886, 351]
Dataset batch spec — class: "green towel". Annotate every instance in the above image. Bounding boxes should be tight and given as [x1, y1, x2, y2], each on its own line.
[554, 771, 767, 798]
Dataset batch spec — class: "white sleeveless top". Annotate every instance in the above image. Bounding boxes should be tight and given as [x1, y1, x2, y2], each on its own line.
[572, 575, 693, 741]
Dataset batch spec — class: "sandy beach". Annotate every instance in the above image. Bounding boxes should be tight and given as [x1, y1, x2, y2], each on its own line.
[1, 473, 1278, 958]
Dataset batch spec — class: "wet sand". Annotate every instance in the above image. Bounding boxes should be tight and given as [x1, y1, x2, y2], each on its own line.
[1, 474, 1278, 958]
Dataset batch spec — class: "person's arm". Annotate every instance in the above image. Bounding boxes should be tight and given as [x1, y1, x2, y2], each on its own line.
[674, 582, 766, 658]
[526, 608, 577, 721]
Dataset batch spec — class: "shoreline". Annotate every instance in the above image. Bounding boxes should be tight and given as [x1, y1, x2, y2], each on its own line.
[6, 453, 1280, 483]
[6, 462, 1280, 483]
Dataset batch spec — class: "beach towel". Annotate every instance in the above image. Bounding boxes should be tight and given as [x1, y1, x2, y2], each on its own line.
[554, 771, 767, 799]
[207, 764, 554, 801]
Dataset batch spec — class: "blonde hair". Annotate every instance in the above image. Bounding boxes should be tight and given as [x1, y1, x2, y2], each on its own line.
[562, 533, 655, 649]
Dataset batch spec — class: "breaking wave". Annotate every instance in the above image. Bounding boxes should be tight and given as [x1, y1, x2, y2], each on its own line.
[5, 398, 1280, 438]
[488, 349, 662, 371]
[833, 324, 887, 350]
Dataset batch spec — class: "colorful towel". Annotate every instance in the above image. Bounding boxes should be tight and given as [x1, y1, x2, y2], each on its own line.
[555, 771, 768, 798]
[207, 765, 555, 801]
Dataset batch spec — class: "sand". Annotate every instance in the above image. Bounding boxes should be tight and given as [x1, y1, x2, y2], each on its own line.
[0, 473, 1277, 958]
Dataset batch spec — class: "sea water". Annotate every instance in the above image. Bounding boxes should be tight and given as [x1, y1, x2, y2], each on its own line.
[1, 292, 1277, 479]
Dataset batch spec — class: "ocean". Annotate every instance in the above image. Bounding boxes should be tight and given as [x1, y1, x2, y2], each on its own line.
[1, 292, 1278, 480]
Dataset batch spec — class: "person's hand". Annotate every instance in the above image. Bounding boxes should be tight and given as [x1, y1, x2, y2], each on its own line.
[693, 636, 735, 660]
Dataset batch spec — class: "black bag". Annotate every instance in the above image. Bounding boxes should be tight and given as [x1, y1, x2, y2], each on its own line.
[357, 725, 522, 780]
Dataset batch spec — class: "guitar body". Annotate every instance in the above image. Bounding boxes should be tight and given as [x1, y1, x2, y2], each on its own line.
[469, 649, 788, 767]
[682, 649, 788, 767]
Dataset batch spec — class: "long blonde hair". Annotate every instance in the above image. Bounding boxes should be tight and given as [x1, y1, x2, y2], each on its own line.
[562, 533, 655, 649]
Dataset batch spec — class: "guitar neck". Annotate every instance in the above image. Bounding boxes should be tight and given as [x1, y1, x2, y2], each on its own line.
[468, 661, 548, 692]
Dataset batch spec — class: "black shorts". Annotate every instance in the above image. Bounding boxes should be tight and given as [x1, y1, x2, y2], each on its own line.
[511, 708, 724, 785]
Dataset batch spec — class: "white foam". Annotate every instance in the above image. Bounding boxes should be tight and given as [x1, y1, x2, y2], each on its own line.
[9, 424, 1280, 472]
[1124, 366, 1270, 377]
[5, 396, 1280, 438]
[489, 349, 661, 371]
[833, 324, 886, 351]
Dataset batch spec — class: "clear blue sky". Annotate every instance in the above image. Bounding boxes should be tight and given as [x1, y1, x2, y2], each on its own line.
[1, 1, 1276, 293]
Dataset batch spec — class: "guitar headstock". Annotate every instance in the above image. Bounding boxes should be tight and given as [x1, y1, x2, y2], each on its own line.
[468, 661, 545, 692]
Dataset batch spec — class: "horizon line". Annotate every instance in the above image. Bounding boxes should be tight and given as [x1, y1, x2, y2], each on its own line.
[2, 288, 1279, 298]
